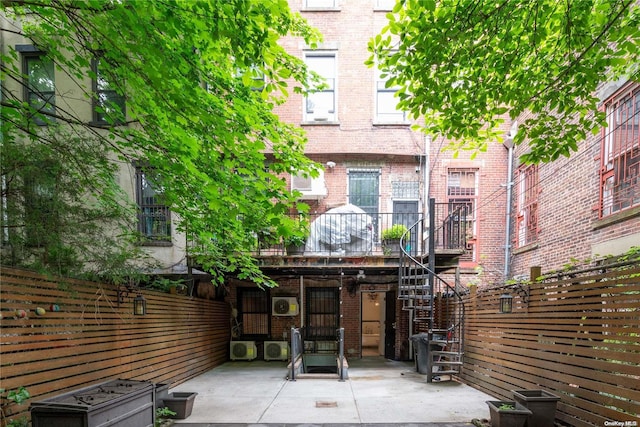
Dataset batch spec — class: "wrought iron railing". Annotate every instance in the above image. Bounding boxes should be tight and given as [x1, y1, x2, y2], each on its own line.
[255, 203, 469, 256]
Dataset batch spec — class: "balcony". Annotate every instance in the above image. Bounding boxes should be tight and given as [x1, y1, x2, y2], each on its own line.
[254, 203, 470, 275]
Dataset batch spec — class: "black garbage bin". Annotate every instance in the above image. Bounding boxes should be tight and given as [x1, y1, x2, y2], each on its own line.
[410, 333, 430, 374]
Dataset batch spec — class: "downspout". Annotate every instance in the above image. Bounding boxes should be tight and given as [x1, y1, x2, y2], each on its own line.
[503, 130, 516, 280]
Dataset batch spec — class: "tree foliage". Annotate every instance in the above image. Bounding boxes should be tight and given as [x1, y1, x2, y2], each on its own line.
[369, 0, 640, 163]
[1, 0, 321, 285]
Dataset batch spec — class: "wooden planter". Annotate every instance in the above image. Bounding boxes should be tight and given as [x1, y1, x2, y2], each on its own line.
[486, 400, 532, 427]
[511, 390, 560, 427]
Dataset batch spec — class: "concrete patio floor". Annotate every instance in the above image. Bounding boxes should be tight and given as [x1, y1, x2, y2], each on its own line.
[169, 356, 494, 426]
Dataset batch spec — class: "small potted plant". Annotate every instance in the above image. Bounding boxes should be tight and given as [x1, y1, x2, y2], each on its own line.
[381, 224, 408, 255]
[284, 219, 309, 256]
[511, 389, 560, 427]
[486, 400, 532, 427]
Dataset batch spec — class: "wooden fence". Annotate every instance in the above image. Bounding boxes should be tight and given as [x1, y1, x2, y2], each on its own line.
[0, 267, 230, 424]
[461, 262, 640, 427]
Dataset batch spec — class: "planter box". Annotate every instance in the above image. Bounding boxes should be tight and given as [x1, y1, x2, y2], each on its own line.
[487, 400, 532, 427]
[512, 390, 560, 427]
[30, 379, 154, 427]
[163, 392, 197, 419]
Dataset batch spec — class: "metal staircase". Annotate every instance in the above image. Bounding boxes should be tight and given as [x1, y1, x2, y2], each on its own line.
[398, 199, 466, 383]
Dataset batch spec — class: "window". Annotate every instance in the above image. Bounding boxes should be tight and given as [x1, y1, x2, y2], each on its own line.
[237, 287, 270, 338]
[446, 169, 477, 261]
[600, 82, 640, 217]
[305, 287, 339, 340]
[375, 51, 406, 123]
[135, 166, 171, 243]
[374, 0, 395, 10]
[304, 54, 336, 122]
[21, 48, 55, 125]
[514, 164, 538, 248]
[23, 163, 59, 247]
[304, 0, 338, 8]
[92, 57, 125, 124]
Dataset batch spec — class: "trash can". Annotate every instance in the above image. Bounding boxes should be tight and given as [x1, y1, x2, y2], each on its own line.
[30, 379, 154, 427]
[410, 333, 430, 374]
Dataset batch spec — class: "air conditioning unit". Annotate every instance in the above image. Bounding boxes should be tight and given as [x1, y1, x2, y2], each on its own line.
[230, 341, 257, 361]
[264, 341, 289, 361]
[272, 297, 299, 316]
[291, 170, 327, 200]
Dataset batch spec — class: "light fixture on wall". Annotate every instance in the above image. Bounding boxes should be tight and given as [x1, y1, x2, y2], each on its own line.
[356, 270, 366, 280]
[133, 294, 147, 316]
[326, 161, 336, 170]
[499, 293, 513, 314]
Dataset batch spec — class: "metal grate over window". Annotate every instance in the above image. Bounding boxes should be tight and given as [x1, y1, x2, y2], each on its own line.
[515, 164, 538, 248]
[305, 287, 340, 340]
[392, 181, 419, 199]
[238, 287, 269, 337]
[600, 82, 640, 217]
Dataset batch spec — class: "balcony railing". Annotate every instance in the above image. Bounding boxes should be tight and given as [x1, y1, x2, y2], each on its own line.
[254, 202, 469, 257]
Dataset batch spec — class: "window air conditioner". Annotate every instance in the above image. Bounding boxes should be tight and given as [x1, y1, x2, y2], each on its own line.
[272, 297, 299, 316]
[291, 170, 327, 200]
[264, 341, 289, 361]
[230, 341, 257, 361]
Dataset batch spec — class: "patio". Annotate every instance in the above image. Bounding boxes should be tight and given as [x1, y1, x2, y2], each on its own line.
[169, 356, 494, 426]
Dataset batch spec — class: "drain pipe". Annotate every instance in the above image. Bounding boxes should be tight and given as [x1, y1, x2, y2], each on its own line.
[503, 127, 516, 279]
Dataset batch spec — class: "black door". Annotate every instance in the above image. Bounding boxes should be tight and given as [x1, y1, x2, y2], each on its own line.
[384, 290, 396, 359]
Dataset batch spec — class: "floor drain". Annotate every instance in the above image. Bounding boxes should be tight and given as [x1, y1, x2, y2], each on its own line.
[316, 401, 338, 408]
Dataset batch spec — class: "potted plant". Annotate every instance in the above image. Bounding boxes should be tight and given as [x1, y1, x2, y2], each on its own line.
[284, 219, 309, 256]
[381, 224, 408, 255]
[511, 389, 560, 427]
[486, 400, 532, 427]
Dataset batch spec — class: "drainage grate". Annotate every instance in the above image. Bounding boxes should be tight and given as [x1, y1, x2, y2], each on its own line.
[316, 401, 338, 408]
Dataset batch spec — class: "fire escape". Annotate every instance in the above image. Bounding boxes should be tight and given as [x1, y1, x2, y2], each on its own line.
[399, 198, 468, 383]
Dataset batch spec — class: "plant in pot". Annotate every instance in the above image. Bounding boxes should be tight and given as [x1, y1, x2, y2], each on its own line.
[381, 224, 408, 255]
[284, 219, 309, 256]
[486, 400, 532, 427]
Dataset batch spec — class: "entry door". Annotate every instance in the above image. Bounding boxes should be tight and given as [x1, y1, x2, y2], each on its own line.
[384, 289, 396, 359]
[392, 200, 419, 255]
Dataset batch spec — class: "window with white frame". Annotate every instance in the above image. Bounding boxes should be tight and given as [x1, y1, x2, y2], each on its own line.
[92, 57, 126, 125]
[374, 0, 396, 10]
[20, 47, 55, 125]
[514, 164, 538, 248]
[600, 82, 640, 217]
[304, 53, 336, 122]
[304, 0, 338, 8]
[375, 51, 406, 123]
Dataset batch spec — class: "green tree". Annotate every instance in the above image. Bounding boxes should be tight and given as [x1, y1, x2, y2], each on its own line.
[368, 0, 640, 163]
[1, 0, 321, 285]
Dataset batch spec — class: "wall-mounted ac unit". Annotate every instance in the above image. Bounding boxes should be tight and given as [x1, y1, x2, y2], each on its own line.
[230, 341, 257, 361]
[291, 170, 327, 200]
[264, 341, 289, 361]
[272, 297, 299, 316]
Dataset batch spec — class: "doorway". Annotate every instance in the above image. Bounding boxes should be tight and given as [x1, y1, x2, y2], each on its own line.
[361, 291, 385, 356]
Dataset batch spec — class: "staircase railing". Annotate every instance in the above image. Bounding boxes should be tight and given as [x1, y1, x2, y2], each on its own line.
[398, 199, 466, 382]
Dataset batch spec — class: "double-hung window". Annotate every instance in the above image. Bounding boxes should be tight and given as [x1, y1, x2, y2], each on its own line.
[375, 51, 406, 123]
[135, 166, 171, 243]
[20, 46, 55, 125]
[304, 53, 336, 122]
[600, 82, 640, 217]
[92, 57, 126, 125]
[514, 164, 538, 248]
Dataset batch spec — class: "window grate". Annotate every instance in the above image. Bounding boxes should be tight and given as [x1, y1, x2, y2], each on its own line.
[305, 287, 339, 340]
[600, 83, 640, 217]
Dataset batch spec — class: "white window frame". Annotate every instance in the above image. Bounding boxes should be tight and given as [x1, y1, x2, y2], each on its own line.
[374, 51, 407, 124]
[304, 52, 337, 123]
